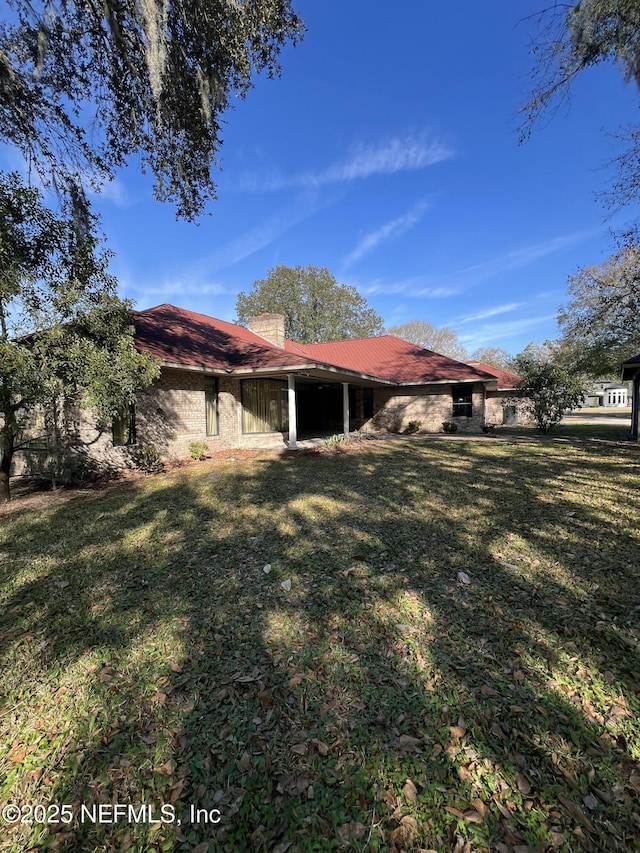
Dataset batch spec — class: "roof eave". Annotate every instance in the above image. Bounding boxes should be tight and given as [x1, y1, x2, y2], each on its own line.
[396, 377, 495, 387]
[158, 360, 395, 384]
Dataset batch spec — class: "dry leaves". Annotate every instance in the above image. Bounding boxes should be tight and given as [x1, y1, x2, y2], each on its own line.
[311, 738, 329, 756]
[403, 778, 418, 805]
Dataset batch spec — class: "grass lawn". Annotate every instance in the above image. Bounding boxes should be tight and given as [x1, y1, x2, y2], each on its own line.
[1, 436, 640, 852]
[500, 415, 633, 444]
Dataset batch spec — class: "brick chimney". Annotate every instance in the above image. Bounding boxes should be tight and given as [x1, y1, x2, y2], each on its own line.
[247, 313, 286, 348]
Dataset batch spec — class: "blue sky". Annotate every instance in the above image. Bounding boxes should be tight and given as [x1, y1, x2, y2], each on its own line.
[15, 1, 640, 355]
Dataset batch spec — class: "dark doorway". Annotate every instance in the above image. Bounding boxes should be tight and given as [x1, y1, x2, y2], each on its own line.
[296, 382, 343, 434]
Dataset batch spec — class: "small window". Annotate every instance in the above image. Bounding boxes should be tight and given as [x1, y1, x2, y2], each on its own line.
[205, 379, 218, 436]
[113, 404, 136, 446]
[452, 385, 473, 418]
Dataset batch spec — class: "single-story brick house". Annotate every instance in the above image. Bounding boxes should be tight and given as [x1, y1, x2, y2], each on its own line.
[621, 352, 640, 441]
[12, 305, 516, 476]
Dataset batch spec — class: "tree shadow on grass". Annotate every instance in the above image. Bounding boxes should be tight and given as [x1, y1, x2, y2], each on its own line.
[1, 438, 639, 851]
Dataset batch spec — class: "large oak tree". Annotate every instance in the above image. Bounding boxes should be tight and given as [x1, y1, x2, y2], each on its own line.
[236, 265, 384, 343]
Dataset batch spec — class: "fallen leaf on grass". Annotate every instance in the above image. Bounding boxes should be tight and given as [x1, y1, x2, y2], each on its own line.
[390, 815, 417, 847]
[280, 579, 291, 592]
[8, 747, 28, 765]
[403, 778, 418, 805]
[233, 668, 262, 683]
[494, 800, 512, 819]
[397, 735, 421, 752]
[338, 822, 366, 844]
[445, 806, 483, 823]
[169, 779, 185, 804]
[517, 774, 532, 796]
[558, 795, 595, 831]
[470, 798, 487, 818]
[311, 738, 329, 756]
[97, 666, 115, 682]
[192, 844, 210, 853]
[258, 691, 274, 709]
[457, 571, 471, 584]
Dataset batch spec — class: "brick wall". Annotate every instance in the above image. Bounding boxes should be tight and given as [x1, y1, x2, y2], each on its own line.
[11, 373, 494, 481]
[485, 392, 508, 425]
[485, 391, 532, 425]
[11, 368, 289, 479]
[137, 370, 287, 457]
[366, 384, 486, 433]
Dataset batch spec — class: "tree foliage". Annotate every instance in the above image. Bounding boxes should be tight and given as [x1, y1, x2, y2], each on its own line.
[236, 265, 385, 343]
[558, 244, 640, 376]
[511, 352, 585, 433]
[387, 319, 467, 361]
[0, 172, 159, 501]
[522, 0, 640, 205]
[0, 0, 303, 219]
[469, 347, 514, 370]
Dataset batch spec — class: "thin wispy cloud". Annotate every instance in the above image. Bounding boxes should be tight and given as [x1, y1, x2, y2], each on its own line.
[125, 280, 229, 298]
[344, 200, 428, 267]
[436, 231, 596, 291]
[458, 314, 558, 350]
[197, 191, 336, 273]
[360, 275, 463, 298]
[237, 133, 453, 192]
[457, 303, 522, 324]
[125, 191, 335, 302]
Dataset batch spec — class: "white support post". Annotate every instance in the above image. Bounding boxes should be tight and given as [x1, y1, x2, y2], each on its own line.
[343, 382, 350, 438]
[288, 374, 298, 449]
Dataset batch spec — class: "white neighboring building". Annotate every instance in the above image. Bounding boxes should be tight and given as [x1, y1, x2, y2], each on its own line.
[583, 381, 629, 408]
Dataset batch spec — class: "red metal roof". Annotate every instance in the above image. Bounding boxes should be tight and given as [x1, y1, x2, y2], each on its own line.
[134, 304, 312, 372]
[133, 305, 496, 386]
[466, 360, 522, 391]
[291, 336, 492, 384]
